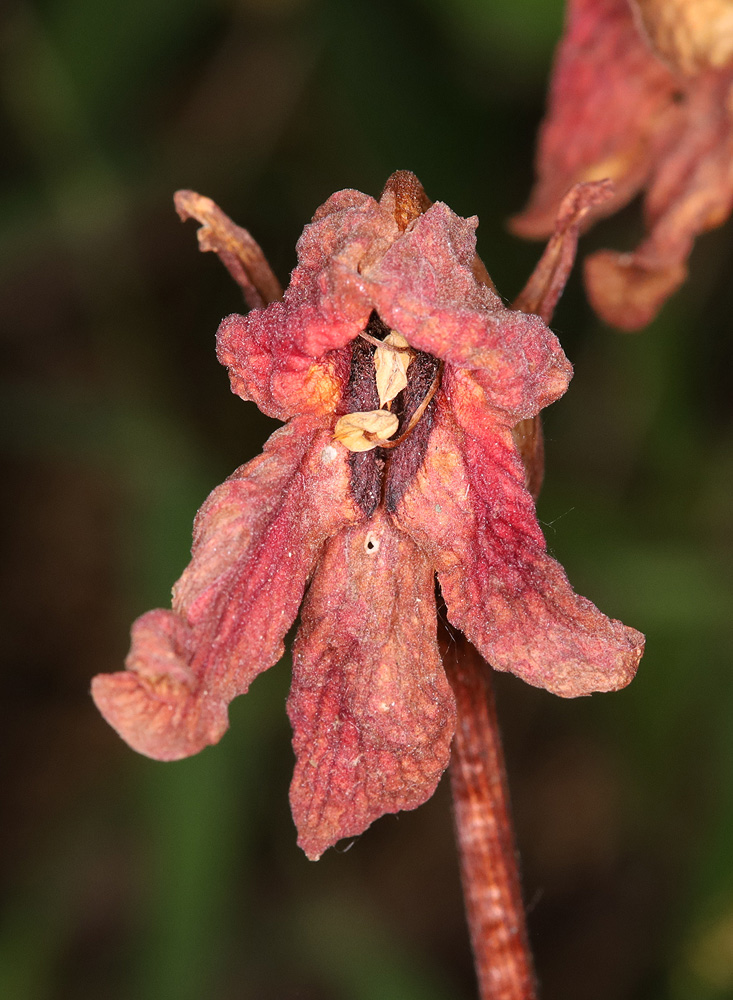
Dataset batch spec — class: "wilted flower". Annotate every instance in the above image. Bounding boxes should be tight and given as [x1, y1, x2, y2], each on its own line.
[513, 0, 733, 330]
[92, 172, 644, 860]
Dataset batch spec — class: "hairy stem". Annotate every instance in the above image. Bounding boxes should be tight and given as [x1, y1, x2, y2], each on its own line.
[441, 628, 537, 1000]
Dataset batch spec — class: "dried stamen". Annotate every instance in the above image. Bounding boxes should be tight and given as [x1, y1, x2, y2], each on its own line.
[358, 330, 410, 353]
[365, 362, 443, 449]
[334, 410, 400, 452]
[375, 332, 412, 407]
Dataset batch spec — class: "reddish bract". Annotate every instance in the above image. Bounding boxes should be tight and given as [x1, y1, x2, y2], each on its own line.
[513, 0, 733, 330]
[92, 172, 644, 860]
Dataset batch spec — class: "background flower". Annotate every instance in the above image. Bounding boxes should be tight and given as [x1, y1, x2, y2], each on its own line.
[513, 0, 733, 329]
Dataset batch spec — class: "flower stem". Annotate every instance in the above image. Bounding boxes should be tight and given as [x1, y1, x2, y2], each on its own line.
[441, 628, 537, 1000]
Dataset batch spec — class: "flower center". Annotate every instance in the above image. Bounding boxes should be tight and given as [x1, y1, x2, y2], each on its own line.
[340, 312, 442, 517]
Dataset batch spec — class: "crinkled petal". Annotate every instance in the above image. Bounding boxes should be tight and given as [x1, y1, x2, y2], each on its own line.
[365, 203, 572, 416]
[288, 510, 455, 860]
[512, 0, 682, 239]
[396, 385, 644, 697]
[279, 191, 398, 358]
[217, 310, 351, 421]
[215, 192, 402, 419]
[301, 189, 399, 276]
[92, 417, 359, 760]
[370, 204, 555, 363]
[218, 187, 569, 419]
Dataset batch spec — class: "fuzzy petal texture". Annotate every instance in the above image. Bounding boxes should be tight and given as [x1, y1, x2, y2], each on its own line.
[396, 377, 644, 697]
[365, 203, 573, 417]
[512, 0, 733, 329]
[289, 189, 399, 357]
[215, 191, 401, 420]
[218, 191, 572, 419]
[288, 510, 456, 860]
[92, 417, 359, 760]
[217, 310, 352, 422]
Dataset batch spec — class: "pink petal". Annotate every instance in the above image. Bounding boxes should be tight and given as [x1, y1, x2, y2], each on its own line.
[396, 387, 644, 697]
[217, 310, 352, 421]
[218, 187, 570, 418]
[215, 193, 403, 419]
[92, 417, 359, 760]
[288, 510, 455, 860]
[366, 203, 572, 417]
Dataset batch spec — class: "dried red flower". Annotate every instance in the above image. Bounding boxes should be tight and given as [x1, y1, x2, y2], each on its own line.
[92, 172, 644, 860]
[512, 0, 733, 330]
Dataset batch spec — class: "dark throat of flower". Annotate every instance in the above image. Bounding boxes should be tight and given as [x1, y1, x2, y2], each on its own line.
[346, 311, 441, 517]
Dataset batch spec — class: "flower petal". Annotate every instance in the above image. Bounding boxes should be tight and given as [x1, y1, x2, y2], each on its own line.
[217, 310, 351, 421]
[92, 417, 359, 760]
[216, 192, 402, 419]
[396, 388, 644, 697]
[288, 510, 456, 860]
[364, 203, 572, 416]
[512, 0, 681, 240]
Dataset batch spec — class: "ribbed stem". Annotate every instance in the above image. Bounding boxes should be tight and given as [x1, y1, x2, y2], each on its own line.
[442, 629, 537, 1000]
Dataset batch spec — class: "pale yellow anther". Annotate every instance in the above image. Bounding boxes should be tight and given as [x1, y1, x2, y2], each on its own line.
[374, 332, 412, 407]
[333, 410, 400, 452]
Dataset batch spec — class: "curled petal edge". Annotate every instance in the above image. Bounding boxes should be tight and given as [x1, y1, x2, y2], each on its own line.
[92, 417, 359, 760]
[396, 399, 644, 698]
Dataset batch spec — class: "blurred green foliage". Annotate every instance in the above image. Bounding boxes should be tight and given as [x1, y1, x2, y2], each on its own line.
[1, 0, 733, 998]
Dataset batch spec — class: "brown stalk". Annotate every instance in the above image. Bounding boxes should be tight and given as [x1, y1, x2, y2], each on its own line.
[440, 625, 537, 1000]
[174, 189, 283, 309]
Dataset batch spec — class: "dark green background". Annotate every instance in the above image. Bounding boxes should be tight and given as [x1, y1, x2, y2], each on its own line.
[2, 0, 732, 997]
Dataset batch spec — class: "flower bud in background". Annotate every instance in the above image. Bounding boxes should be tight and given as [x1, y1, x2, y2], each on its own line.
[513, 0, 733, 330]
